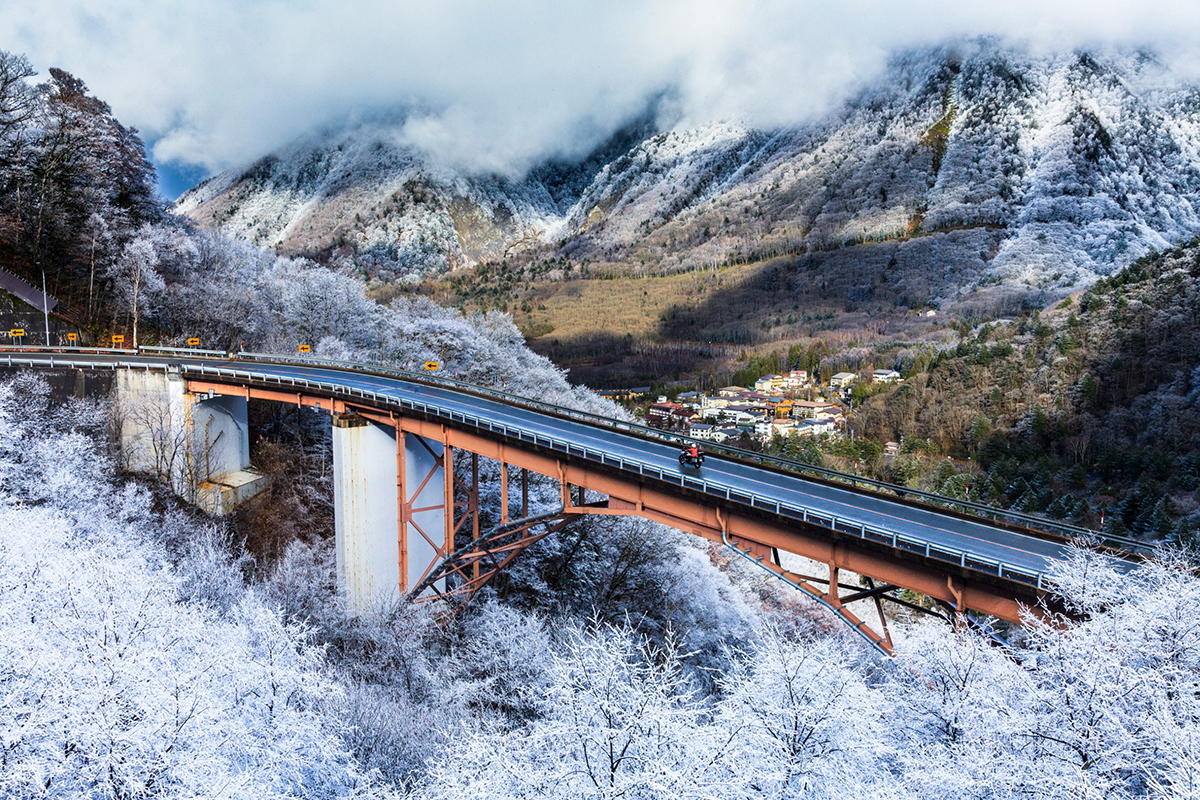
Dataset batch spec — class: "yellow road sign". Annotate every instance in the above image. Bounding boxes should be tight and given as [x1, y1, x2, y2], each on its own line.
[9, 328, 25, 337]
[423, 361, 440, 371]
[111, 334, 125, 344]
[297, 344, 312, 353]
[186, 337, 201, 346]
[66, 332, 78, 341]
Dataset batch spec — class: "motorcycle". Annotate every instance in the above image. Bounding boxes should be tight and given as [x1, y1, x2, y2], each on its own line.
[678, 446, 706, 469]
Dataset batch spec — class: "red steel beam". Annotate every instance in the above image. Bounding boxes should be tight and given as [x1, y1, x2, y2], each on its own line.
[186, 380, 1046, 625]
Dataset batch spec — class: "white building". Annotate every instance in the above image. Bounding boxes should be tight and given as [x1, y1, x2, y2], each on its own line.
[702, 405, 760, 424]
[830, 372, 857, 389]
[796, 417, 838, 436]
[770, 419, 798, 438]
[872, 368, 902, 383]
[782, 370, 809, 389]
[709, 427, 739, 443]
[754, 375, 785, 393]
[701, 394, 731, 410]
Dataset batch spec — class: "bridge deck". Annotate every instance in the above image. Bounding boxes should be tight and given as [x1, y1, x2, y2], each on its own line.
[1, 349, 1128, 596]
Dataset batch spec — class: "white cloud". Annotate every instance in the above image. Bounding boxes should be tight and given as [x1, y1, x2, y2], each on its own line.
[2, 0, 1198, 178]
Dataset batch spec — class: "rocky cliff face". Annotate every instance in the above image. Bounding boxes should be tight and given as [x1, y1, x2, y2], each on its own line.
[178, 43, 1200, 306]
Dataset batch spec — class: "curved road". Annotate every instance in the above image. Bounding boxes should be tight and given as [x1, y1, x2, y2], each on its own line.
[4, 350, 1122, 585]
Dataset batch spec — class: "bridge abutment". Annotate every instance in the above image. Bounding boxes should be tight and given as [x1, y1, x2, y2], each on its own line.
[115, 370, 267, 514]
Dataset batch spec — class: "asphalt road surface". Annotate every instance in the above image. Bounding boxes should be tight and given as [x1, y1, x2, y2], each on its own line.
[6, 351, 1106, 582]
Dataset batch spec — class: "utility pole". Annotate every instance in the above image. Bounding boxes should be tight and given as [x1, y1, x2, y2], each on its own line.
[41, 269, 50, 346]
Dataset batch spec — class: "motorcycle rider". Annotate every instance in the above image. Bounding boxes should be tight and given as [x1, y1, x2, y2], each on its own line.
[680, 443, 703, 468]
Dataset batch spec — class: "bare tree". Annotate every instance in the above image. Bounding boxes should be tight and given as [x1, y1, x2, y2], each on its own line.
[0, 51, 35, 154]
[112, 391, 201, 502]
[108, 234, 163, 347]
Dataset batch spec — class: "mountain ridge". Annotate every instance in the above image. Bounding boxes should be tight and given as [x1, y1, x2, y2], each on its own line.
[177, 42, 1200, 311]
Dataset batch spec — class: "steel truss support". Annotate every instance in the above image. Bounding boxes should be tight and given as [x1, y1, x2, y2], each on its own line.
[719, 524, 896, 654]
[721, 535, 969, 655]
[409, 455, 575, 604]
[408, 510, 580, 603]
[392, 422, 483, 598]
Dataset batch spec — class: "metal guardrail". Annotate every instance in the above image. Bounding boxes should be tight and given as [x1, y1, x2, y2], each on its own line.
[139, 345, 227, 357]
[231, 351, 1151, 555]
[0, 350, 1059, 589]
[0, 345, 137, 354]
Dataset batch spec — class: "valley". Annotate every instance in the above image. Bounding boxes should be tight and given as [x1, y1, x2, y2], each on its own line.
[5, 12, 1200, 796]
[429, 251, 945, 386]
[176, 43, 1200, 388]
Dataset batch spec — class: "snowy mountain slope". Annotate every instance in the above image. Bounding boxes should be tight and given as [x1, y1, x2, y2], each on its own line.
[564, 45, 1200, 301]
[175, 121, 554, 280]
[178, 42, 1200, 303]
[175, 112, 658, 282]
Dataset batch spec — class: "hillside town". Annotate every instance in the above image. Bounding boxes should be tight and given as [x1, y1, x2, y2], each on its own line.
[601, 367, 903, 447]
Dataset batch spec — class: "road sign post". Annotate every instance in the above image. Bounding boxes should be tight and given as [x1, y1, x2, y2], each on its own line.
[423, 361, 440, 371]
[186, 337, 201, 347]
[111, 334, 125, 346]
[298, 344, 312, 353]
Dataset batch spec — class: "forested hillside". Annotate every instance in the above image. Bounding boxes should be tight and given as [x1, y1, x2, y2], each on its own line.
[855, 237, 1200, 541]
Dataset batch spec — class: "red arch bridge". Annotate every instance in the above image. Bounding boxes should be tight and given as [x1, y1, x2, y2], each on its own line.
[0, 347, 1143, 654]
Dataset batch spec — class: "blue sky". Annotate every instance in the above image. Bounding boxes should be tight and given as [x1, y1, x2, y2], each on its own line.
[156, 158, 209, 201]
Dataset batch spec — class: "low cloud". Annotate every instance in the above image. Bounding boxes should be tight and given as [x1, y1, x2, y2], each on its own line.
[3, 0, 1199, 179]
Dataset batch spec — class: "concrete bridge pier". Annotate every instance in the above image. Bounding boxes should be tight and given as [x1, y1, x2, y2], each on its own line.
[331, 414, 451, 613]
[115, 370, 267, 514]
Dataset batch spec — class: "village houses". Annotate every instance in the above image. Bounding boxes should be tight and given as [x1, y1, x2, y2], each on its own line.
[633, 367, 860, 445]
